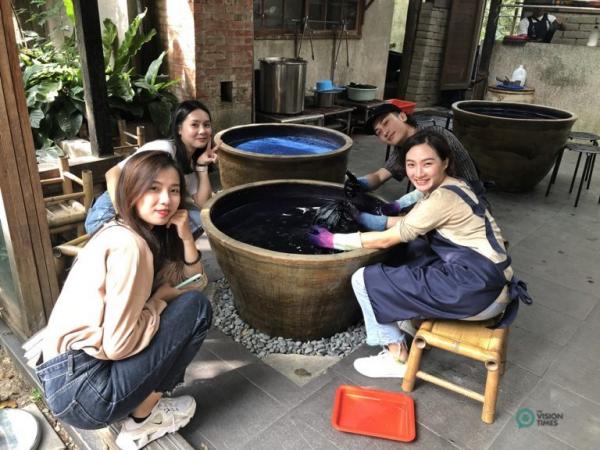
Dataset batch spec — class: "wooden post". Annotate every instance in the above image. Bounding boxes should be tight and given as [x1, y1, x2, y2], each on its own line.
[82, 169, 94, 211]
[476, 0, 503, 100]
[58, 156, 73, 194]
[482, 367, 500, 423]
[0, 0, 59, 338]
[398, 0, 422, 99]
[73, 0, 112, 157]
[136, 125, 146, 147]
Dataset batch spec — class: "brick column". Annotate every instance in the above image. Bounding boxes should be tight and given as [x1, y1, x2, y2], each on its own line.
[155, 0, 197, 99]
[193, 0, 254, 129]
[405, 0, 450, 106]
[154, 0, 254, 129]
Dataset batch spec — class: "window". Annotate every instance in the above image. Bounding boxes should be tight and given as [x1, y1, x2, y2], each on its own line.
[254, 0, 364, 39]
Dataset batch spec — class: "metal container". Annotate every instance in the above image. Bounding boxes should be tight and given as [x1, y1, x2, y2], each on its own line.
[259, 57, 307, 114]
[316, 91, 336, 107]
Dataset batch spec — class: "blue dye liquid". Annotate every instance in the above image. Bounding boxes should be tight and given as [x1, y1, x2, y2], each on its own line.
[234, 136, 338, 155]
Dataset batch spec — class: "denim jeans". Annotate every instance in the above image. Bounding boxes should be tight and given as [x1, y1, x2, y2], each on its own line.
[84, 191, 115, 234]
[351, 266, 507, 347]
[351, 267, 405, 346]
[85, 191, 203, 235]
[36, 291, 212, 429]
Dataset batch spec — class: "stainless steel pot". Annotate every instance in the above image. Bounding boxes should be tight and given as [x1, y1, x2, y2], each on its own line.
[259, 57, 307, 114]
[316, 91, 336, 107]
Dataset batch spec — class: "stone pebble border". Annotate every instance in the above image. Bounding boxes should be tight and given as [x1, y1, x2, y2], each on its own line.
[211, 278, 366, 358]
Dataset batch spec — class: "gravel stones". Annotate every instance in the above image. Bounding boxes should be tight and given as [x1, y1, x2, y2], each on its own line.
[211, 278, 366, 358]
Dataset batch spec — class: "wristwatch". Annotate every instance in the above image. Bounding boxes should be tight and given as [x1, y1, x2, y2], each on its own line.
[195, 164, 208, 172]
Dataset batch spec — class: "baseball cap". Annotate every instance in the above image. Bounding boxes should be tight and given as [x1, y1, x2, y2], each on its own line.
[365, 103, 403, 135]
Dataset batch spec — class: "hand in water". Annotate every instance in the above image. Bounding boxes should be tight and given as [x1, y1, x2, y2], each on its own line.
[346, 201, 361, 221]
[380, 201, 402, 216]
[344, 171, 369, 198]
[308, 226, 334, 249]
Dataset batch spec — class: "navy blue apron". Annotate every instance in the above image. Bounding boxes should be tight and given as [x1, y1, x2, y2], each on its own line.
[364, 185, 531, 327]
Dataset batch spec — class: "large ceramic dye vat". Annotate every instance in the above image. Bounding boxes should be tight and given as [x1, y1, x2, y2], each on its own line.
[201, 180, 391, 340]
[214, 124, 352, 189]
[452, 101, 576, 192]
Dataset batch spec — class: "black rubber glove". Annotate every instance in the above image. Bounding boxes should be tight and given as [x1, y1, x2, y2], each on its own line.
[344, 170, 369, 198]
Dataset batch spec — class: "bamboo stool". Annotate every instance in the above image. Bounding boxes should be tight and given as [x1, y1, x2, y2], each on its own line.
[401, 319, 508, 424]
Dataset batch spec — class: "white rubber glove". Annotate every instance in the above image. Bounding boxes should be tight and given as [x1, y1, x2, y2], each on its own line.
[332, 232, 363, 250]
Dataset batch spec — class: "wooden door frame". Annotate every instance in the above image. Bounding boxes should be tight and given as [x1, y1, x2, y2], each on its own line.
[439, 0, 487, 90]
[398, 0, 422, 98]
[0, 0, 59, 339]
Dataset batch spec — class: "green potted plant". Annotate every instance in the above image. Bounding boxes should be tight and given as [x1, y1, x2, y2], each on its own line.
[18, 6, 178, 158]
[102, 10, 178, 138]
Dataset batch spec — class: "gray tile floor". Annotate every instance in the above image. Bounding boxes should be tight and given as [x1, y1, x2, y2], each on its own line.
[181, 133, 600, 449]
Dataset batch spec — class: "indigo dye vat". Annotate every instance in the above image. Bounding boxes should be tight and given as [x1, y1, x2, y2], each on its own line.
[452, 101, 576, 192]
[201, 180, 391, 340]
[214, 124, 352, 189]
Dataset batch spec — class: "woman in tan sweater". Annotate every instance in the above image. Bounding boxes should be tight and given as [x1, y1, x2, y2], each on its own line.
[37, 151, 212, 450]
[311, 129, 531, 379]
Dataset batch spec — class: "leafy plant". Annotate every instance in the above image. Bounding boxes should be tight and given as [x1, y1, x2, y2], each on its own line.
[30, 388, 43, 403]
[18, 6, 178, 154]
[19, 31, 83, 153]
[102, 10, 179, 137]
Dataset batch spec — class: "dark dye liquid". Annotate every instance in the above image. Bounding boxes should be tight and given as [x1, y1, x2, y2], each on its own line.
[214, 197, 350, 254]
[463, 105, 568, 120]
[233, 136, 338, 155]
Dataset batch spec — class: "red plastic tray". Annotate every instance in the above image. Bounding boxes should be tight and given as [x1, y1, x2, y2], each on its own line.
[386, 99, 417, 115]
[331, 385, 416, 442]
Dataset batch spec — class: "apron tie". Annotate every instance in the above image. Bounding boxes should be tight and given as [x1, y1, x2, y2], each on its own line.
[490, 277, 533, 328]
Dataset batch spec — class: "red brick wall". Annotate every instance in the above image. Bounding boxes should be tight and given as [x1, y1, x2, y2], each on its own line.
[155, 0, 197, 99]
[193, 0, 254, 128]
[154, 0, 254, 128]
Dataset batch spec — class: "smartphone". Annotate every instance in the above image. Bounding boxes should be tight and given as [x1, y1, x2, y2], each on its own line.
[175, 273, 204, 289]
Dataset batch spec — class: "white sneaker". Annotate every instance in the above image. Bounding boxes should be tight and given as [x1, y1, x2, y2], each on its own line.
[116, 395, 196, 450]
[353, 350, 407, 378]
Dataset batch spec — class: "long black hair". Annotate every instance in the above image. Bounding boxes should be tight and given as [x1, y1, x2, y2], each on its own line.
[115, 151, 187, 271]
[400, 128, 454, 176]
[170, 100, 212, 175]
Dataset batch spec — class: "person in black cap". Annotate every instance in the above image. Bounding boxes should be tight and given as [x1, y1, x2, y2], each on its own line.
[344, 103, 482, 231]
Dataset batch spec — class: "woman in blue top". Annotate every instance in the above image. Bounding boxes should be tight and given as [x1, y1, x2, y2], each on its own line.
[85, 100, 218, 236]
[310, 129, 531, 378]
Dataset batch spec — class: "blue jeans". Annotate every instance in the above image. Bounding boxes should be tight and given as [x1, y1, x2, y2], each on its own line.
[85, 191, 203, 235]
[36, 291, 212, 429]
[84, 191, 115, 234]
[351, 267, 405, 346]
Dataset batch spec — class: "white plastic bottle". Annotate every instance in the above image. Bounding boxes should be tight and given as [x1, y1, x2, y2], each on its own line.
[511, 65, 527, 87]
